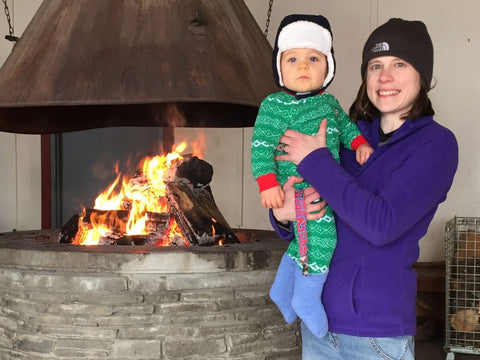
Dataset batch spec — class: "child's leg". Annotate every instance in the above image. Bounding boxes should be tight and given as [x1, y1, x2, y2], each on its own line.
[292, 268, 329, 338]
[291, 210, 337, 338]
[269, 252, 298, 323]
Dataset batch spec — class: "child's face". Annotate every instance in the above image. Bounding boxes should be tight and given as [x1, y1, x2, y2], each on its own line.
[280, 48, 327, 93]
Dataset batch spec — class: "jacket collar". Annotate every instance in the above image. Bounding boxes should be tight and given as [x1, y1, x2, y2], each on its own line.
[282, 88, 324, 100]
[357, 115, 434, 148]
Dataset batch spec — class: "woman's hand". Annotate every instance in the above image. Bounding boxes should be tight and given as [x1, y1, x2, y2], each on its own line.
[272, 175, 326, 223]
[276, 119, 328, 165]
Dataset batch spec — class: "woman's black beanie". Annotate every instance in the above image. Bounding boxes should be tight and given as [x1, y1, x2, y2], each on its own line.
[361, 18, 434, 87]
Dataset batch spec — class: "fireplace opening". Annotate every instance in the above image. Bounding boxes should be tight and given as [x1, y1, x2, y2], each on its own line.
[51, 127, 169, 228]
[58, 139, 240, 247]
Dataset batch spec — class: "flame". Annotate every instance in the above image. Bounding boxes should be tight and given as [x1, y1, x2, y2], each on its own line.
[211, 217, 225, 246]
[73, 138, 204, 246]
[190, 132, 205, 159]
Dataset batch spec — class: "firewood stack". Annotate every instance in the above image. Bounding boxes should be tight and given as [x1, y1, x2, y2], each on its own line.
[447, 229, 480, 341]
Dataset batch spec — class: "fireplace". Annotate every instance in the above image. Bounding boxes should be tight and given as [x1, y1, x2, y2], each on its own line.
[0, 229, 300, 359]
[0, 1, 297, 358]
[0, 0, 277, 228]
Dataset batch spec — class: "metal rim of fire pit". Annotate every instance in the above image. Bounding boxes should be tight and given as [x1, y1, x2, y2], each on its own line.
[0, 229, 286, 272]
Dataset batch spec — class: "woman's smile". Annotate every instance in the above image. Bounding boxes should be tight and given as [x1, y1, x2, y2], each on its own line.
[366, 56, 420, 123]
[378, 89, 400, 96]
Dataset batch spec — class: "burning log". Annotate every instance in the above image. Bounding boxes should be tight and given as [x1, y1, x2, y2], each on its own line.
[58, 209, 129, 244]
[58, 213, 80, 244]
[115, 232, 183, 246]
[59, 209, 170, 245]
[166, 180, 239, 246]
[166, 155, 239, 245]
[176, 155, 213, 189]
[58, 155, 239, 246]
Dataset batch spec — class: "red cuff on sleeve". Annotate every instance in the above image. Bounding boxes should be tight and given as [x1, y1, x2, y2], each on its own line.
[350, 135, 369, 151]
[257, 173, 280, 193]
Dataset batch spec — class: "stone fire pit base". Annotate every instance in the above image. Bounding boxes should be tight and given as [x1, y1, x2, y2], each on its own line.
[0, 229, 300, 360]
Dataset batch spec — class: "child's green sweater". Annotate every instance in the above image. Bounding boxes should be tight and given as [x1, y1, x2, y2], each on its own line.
[251, 90, 364, 272]
[252, 91, 363, 187]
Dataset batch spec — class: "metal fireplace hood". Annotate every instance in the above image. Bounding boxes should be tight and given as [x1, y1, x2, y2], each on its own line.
[0, 0, 276, 134]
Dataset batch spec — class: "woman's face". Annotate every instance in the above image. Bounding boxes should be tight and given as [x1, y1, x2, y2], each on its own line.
[366, 56, 421, 120]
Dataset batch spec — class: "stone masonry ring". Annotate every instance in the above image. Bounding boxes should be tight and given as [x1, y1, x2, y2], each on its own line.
[276, 143, 286, 152]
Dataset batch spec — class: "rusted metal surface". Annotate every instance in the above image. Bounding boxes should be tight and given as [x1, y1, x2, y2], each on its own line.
[0, 0, 276, 133]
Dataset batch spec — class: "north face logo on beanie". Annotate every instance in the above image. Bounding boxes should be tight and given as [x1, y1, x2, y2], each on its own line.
[371, 42, 390, 53]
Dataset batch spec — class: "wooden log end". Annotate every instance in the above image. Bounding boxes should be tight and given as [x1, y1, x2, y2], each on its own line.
[450, 309, 480, 332]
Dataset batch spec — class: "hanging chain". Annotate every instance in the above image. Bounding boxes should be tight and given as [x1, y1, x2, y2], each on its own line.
[2, 0, 18, 42]
[263, 0, 273, 37]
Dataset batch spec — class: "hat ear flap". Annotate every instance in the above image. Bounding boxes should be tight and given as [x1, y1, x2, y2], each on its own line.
[271, 46, 283, 88]
[323, 51, 335, 89]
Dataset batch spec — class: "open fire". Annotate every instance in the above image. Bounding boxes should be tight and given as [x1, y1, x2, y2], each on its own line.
[59, 137, 239, 246]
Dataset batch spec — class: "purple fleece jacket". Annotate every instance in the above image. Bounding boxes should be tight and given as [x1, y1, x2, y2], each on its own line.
[270, 115, 458, 337]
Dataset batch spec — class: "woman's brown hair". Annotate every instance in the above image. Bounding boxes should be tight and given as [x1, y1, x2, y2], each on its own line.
[349, 77, 434, 122]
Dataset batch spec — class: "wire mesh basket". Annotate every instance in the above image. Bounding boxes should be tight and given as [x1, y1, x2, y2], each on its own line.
[445, 216, 480, 358]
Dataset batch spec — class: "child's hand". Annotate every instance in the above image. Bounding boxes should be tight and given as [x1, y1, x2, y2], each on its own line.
[356, 144, 374, 165]
[260, 186, 285, 208]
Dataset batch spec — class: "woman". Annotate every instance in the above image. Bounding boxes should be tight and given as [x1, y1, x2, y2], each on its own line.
[270, 18, 458, 359]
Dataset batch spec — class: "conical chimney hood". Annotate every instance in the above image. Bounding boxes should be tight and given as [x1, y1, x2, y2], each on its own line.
[0, 0, 276, 134]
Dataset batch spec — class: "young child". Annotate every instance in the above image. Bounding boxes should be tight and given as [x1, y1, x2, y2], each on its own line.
[251, 14, 373, 338]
